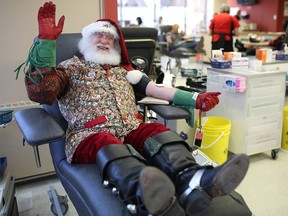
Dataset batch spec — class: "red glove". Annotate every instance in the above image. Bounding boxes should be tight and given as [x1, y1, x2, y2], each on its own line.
[38, 1, 65, 40]
[196, 92, 221, 112]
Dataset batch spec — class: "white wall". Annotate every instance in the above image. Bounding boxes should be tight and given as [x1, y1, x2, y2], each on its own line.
[0, 0, 100, 105]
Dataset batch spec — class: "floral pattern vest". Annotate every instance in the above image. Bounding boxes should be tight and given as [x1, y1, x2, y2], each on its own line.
[58, 56, 141, 163]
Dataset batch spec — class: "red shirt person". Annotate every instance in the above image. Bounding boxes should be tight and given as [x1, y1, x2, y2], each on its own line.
[209, 4, 240, 52]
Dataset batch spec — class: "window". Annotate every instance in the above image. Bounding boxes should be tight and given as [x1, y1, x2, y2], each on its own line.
[117, 0, 214, 35]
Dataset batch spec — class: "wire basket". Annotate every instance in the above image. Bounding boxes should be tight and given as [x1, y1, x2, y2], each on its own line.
[0, 109, 13, 125]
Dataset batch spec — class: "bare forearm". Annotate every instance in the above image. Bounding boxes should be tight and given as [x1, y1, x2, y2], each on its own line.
[208, 29, 213, 36]
[244, 41, 269, 48]
[234, 28, 239, 36]
[146, 81, 177, 101]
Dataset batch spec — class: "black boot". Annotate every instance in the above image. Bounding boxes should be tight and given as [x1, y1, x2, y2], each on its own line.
[195, 36, 206, 54]
[143, 130, 249, 216]
[235, 39, 246, 52]
[96, 144, 185, 216]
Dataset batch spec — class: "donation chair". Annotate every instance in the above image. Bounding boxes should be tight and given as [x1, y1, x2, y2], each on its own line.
[125, 39, 156, 77]
[121, 27, 160, 80]
[14, 33, 252, 216]
[158, 25, 205, 68]
[121, 27, 158, 41]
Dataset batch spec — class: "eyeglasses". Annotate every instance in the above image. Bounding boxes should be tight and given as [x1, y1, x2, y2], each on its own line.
[93, 32, 115, 41]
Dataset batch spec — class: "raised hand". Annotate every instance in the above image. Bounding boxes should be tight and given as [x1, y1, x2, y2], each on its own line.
[38, 1, 65, 40]
[196, 92, 221, 112]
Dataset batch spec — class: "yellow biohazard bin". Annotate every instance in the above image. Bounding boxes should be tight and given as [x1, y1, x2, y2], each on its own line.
[282, 106, 288, 151]
[198, 116, 231, 165]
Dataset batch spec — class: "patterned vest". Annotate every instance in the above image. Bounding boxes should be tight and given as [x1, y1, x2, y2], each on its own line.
[58, 56, 141, 163]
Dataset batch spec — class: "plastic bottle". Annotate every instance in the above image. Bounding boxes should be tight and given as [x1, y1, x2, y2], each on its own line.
[283, 44, 288, 54]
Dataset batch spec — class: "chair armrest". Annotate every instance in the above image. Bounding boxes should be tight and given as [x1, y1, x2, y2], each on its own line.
[146, 104, 191, 120]
[158, 41, 169, 46]
[157, 41, 170, 51]
[14, 108, 65, 146]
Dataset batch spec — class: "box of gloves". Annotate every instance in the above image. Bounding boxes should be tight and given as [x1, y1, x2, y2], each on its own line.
[210, 59, 231, 69]
[275, 51, 288, 60]
[211, 49, 231, 69]
[256, 48, 273, 63]
[276, 44, 288, 60]
[224, 52, 242, 61]
[231, 57, 249, 69]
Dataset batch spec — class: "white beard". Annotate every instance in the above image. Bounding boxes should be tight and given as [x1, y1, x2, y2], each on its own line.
[78, 37, 121, 65]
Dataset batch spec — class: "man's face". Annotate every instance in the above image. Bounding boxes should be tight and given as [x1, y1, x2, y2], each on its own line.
[91, 32, 115, 53]
[172, 24, 179, 33]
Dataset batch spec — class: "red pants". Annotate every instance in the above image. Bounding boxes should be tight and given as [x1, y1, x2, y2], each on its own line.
[72, 122, 170, 163]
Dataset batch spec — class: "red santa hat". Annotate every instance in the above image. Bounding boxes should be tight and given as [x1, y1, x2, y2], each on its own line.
[81, 19, 143, 84]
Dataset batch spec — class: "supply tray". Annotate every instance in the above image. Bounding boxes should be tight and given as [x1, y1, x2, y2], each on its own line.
[180, 68, 198, 77]
[210, 60, 231, 69]
[0, 110, 13, 125]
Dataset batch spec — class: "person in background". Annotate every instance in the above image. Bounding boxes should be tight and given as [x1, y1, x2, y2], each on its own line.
[166, 24, 204, 53]
[209, 3, 240, 52]
[16, 2, 249, 216]
[136, 17, 144, 27]
[154, 16, 163, 41]
[234, 9, 241, 21]
[234, 9, 246, 32]
[235, 19, 288, 55]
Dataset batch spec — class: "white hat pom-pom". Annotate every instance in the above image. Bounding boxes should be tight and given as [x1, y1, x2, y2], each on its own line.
[126, 70, 144, 84]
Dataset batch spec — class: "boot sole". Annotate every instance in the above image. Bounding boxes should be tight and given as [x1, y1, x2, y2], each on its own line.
[139, 167, 179, 215]
[205, 153, 250, 197]
[183, 154, 249, 216]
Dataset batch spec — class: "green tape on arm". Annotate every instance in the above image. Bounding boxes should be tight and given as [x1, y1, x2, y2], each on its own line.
[173, 89, 199, 128]
[173, 89, 198, 107]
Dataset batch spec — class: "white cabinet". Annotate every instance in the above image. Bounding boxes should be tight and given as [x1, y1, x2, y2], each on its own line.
[262, 61, 288, 72]
[206, 67, 286, 156]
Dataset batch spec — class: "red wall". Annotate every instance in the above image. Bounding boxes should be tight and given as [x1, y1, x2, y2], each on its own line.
[103, 0, 118, 23]
[227, 0, 287, 32]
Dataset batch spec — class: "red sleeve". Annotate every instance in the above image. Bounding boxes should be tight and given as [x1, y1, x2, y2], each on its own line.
[25, 67, 69, 105]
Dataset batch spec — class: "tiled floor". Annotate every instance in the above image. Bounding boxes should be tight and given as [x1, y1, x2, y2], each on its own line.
[15, 176, 77, 216]
[236, 150, 288, 216]
[14, 149, 288, 216]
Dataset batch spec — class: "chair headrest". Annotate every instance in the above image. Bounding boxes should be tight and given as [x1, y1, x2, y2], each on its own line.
[120, 27, 158, 41]
[56, 33, 83, 64]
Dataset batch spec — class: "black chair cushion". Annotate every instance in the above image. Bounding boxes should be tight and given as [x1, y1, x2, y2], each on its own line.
[147, 104, 191, 120]
[14, 108, 65, 146]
